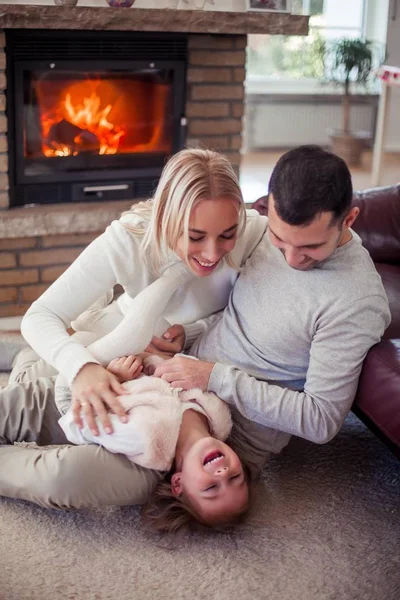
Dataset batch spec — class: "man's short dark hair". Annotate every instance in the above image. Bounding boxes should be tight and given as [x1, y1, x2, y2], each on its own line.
[269, 145, 353, 226]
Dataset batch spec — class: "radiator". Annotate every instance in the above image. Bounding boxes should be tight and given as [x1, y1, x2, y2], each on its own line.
[244, 97, 377, 150]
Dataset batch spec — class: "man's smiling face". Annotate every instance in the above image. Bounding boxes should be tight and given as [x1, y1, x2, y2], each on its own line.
[267, 194, 358, 270]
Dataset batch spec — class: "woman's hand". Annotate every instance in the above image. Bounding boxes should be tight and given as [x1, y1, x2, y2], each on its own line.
[144, 324, 185, 358]
[71, 363, 128, 436]
[107, 355, 143, 383]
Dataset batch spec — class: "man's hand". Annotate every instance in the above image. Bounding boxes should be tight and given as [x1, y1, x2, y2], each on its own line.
[153, 356, 214, 391]
[145, 324, 185, 358]
[107, 355, 143, 383]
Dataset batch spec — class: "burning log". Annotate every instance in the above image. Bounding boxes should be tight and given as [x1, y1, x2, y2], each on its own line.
[46, 119, 100, 155]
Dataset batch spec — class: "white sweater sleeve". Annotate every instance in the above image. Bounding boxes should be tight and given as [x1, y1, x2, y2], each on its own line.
[230, 209, 267, 268]
[184, 312, 223, 350]
[86, 262, 194, 364]
[184, 210, 267, 349]
[21, 220, 145, 386]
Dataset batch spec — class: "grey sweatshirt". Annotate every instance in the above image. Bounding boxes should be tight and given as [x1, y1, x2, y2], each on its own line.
[188, 229, 391, 454]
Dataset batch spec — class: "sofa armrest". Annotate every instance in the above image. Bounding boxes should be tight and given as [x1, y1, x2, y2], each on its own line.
[353, 339, 400, 453]
[352, 185, 400, 265]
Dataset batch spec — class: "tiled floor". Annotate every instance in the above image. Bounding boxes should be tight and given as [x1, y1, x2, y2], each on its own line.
[240, 150, 400, 205]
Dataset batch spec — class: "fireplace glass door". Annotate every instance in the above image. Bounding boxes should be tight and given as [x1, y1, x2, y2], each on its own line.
[7, 28, 187, 206]
[24, 68, 174, 170]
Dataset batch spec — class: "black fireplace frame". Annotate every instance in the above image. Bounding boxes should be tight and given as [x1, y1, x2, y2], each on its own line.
[6, 30, 188, 207]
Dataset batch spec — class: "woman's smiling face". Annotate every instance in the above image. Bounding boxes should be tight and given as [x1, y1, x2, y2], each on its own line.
[174, 197, 240, 277]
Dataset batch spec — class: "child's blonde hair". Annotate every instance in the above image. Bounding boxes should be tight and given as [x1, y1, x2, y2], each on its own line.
[123, 148, 246, 274]
[141, 464, 252, 534]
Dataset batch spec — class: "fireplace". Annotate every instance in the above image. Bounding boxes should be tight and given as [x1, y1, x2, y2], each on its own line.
[6, 30, 188, 206]
[0, 4, 309, 317]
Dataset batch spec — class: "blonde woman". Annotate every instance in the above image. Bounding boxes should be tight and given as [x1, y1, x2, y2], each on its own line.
[16, 148, 267, 439]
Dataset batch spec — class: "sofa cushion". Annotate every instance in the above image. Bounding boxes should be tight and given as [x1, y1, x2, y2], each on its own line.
[375, 263, 400, 339]
[354, 339, 400, 450]
[352, 185, 400, 265]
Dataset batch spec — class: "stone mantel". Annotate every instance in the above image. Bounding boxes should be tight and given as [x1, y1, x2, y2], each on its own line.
[0, 5, 309, 36]
[0, 200, 134, 238]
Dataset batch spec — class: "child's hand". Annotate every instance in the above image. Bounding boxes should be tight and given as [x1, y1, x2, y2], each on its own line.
[107, 355, 143, 383]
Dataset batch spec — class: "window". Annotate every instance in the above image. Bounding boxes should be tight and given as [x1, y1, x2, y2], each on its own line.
[246, 0, 366, 83]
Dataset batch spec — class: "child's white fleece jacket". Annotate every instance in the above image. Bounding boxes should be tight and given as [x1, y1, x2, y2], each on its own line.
[58, 374, 232, 472]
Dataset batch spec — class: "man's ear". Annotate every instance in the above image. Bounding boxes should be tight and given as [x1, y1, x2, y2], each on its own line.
[171, 473, 183, 497]
[343, 206, 360, 229]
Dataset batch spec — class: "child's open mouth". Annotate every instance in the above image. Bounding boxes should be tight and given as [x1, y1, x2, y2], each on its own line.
[203, 451, 224, 466]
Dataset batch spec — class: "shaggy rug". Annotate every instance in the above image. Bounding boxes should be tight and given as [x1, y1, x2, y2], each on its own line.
[0, 336, 399, 600]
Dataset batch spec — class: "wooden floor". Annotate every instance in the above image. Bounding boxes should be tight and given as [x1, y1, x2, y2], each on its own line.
[240, 150, 400, 205]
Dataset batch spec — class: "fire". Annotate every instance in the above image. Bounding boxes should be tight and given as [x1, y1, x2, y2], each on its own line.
[30, 77, 171, 159]
[41, 89, 126, 157]
[65, 93, 125, 155]
[52, 145, 73, 158]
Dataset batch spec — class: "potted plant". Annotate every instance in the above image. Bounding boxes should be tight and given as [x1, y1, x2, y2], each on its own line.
[321, 38, 380, 166]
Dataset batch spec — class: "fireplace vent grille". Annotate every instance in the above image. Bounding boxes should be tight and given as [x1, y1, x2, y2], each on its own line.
[7, 30, 188, 62]
[135, 178, 158, 199]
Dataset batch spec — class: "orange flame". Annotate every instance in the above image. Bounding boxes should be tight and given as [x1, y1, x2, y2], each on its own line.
[31, 77, 171, 159]
[42, 90, 125, 157]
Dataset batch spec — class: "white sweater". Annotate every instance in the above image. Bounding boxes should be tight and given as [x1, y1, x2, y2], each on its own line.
[21, 209, 267, 386]
[58, 373, 232, 472]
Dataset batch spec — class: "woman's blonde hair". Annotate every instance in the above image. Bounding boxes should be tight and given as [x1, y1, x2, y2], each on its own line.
[122, 148, 246, 274]
[141, 464, 252, 535]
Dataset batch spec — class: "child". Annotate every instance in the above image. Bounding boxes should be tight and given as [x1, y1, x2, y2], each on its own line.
[58, 353, 250, 532]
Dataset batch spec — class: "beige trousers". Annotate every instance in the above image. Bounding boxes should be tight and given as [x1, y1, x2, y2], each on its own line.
[1, 348, 163, 509]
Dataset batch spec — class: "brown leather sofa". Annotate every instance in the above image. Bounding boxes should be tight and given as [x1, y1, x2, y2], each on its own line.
[252, 185, 400, 459]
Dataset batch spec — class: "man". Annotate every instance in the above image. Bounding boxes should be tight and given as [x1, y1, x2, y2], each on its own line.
[152, 145, 391, 470]
[0, 146, 390, 507]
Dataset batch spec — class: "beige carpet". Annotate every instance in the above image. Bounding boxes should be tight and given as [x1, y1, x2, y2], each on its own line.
[1, 338, 399, 600]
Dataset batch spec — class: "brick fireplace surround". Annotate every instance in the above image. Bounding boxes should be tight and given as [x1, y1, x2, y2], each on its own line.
[0, 5, 308, 317]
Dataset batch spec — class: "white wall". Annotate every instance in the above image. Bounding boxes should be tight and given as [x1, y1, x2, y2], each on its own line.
[324, 0, 364, 31]
[384, 0, 400, 152]
[244, 98, 376, 150]
[364, 0, 389, 44]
